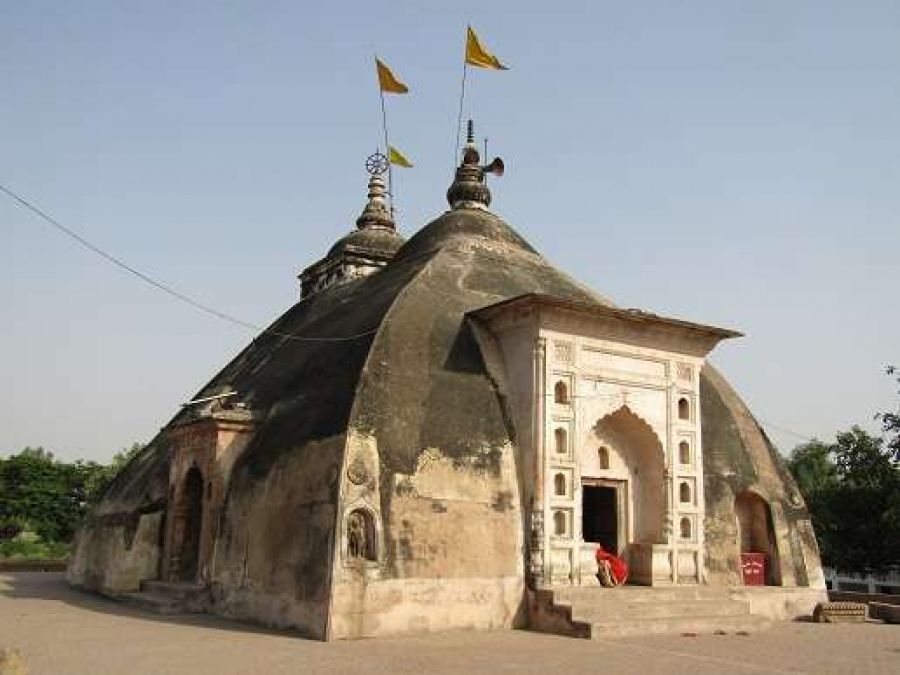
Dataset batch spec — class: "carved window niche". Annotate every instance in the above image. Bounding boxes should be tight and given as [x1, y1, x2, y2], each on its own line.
[678, 397, 691, 421]
[553, 510, 569, 537]
[554, 427, 568, 455]
[554, 380, 570, 405]
[554, 473, 567, 497]
[679, 481, 692, 504]
[346, 508, 377, 562]
[598, 446, 610, 470]
[679, 516, 693, 540]
[678, 440, 691, 465]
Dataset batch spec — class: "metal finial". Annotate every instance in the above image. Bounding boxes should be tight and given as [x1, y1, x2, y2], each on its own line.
[365, 152, 389, 176]
[466, 119, 475, 145]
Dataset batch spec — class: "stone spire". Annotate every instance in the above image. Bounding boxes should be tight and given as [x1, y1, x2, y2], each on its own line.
[447, 120, 492, 210]
[356, 172, 395, 231]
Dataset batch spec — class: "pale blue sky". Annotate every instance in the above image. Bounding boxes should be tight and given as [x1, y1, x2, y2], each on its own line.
[2, 1, 898, 462]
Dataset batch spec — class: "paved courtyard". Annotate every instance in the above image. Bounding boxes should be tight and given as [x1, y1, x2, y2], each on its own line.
[1, 572, 898, 675]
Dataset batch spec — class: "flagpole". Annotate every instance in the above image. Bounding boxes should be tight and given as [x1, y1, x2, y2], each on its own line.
[380, 88, 395, 215]
[376, 55, 394, 215]
[453, 48, 468, 173]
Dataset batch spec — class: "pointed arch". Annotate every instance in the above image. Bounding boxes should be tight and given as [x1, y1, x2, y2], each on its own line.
[592, 405, 666, 544]
[735, 490, 781, 586]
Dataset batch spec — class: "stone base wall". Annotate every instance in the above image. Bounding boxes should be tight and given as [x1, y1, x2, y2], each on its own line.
[328, 576, 525, 640]
[727, 586, 828, 620]
[66, 511, 163, 593]
[209, 585, 329, 640]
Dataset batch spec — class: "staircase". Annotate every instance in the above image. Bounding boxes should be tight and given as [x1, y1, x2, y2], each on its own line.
[530, 585, 771, 639]
[121, 580, 211, 615]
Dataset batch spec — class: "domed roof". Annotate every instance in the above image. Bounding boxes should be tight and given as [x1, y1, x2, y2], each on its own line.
[327, 226, 405, 259]
[92, 139, 814, 620]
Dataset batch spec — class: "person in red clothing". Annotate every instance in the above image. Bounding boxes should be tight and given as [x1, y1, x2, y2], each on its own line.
[595, 545, 628, 587]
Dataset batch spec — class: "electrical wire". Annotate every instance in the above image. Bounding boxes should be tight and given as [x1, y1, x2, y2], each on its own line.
[755, 418, 816, 443]
[1, 182, 378, 343]
[0, 183, 828, 440]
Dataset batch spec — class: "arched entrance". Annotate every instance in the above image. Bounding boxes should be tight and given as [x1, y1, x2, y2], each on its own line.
[585, 406, 666, 554]
[735, 490, 781, 585]
[176, 466, 205, 582]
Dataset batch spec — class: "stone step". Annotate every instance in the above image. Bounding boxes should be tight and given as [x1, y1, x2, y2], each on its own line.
[552, 585, 733, 605]
[139, 580, 206, 599]
[122, 580, 211, 614]
[120, 591, 183, 615]
[571, 599, 750, 623]
[589, 613, 770, 639]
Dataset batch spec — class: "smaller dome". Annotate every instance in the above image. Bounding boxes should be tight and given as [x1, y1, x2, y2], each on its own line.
[327, 227, 405, 259]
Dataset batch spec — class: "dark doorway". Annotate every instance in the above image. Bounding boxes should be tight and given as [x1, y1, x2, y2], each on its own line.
[583, 485, 618, 554]
[178, 466, 204, 582]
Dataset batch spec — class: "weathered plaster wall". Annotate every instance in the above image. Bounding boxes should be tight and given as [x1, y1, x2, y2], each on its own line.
[330, 435, 525, 639]
[209, 434, 345, 640]
[67, 443, 169, 593]
[67, 511, 164, 592]
[700, 365, 826, 595]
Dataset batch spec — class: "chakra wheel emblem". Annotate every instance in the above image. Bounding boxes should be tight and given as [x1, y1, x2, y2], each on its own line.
[365, 152, 389, 176]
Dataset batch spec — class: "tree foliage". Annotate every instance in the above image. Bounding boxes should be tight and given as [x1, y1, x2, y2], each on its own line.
[788, 427, 900, 573]
[877, 365, 900, 462]
[0, 443, 143, 545]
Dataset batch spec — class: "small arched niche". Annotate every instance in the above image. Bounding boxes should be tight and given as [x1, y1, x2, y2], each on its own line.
[554, 381, 569, 405]
[554, 473, 567, 497]
[679, 440, 690, 464]
[597, 446, 610, 470]
[346, 508, 377, 562]
[553, 510, 567, 536]
[680, 517, 692, 539]
[679, 482, 692, 504]
[678, 397, 690, 421]
[554, 427, 567, 454]
[735, 490, 781, 585]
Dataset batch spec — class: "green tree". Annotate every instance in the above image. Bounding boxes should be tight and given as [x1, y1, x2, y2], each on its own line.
[787, 440, 837, 495]
[787, 440, 839, 565]
[0, 443, 145, 546]
[877, 365, 900, 462]
[789, 427, 900, 573]
[83, 442, 144, 504]
[0, 449, 82, 541]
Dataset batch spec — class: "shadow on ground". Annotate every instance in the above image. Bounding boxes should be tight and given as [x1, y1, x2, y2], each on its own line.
[0, 571, 311, 640]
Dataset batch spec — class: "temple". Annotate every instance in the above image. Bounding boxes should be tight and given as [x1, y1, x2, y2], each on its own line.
[68, 124, 827, 639]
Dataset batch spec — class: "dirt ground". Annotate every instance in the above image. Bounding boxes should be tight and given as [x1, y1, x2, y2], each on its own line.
[1, 572, 898, 675]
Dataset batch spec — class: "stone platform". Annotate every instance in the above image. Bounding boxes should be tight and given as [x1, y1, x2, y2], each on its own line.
[529, 585, 827, 639]
[120, 580, 210, 615]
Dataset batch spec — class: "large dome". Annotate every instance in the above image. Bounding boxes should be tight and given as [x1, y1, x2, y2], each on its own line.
[69, 134, 823, 641]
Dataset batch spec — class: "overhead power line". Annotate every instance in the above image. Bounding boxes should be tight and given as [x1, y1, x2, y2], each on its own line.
[0, 182, 377, 343]
[756, 418, 816, 443]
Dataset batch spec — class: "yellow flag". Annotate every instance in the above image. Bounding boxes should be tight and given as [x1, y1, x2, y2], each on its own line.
[465, 26, 508, 70]
[376, 57, 409, 94]
[388, 145, 413, 168]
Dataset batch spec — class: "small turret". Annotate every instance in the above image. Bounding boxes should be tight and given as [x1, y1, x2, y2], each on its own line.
[299, 156, 405, 299]
[447, 120, 504, 211]
[355, 172, 395, 231]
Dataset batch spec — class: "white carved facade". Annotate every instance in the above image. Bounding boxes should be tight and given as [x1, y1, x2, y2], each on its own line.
[473, 295, 738, 587]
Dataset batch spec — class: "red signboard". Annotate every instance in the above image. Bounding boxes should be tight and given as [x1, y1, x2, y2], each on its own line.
[741, 552, 766, 586]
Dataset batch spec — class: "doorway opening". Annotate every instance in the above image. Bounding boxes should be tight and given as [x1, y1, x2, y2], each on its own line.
[735, 490, 781, 586]
[177, 466, 204, 582]
[582, 484, 619, 555]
